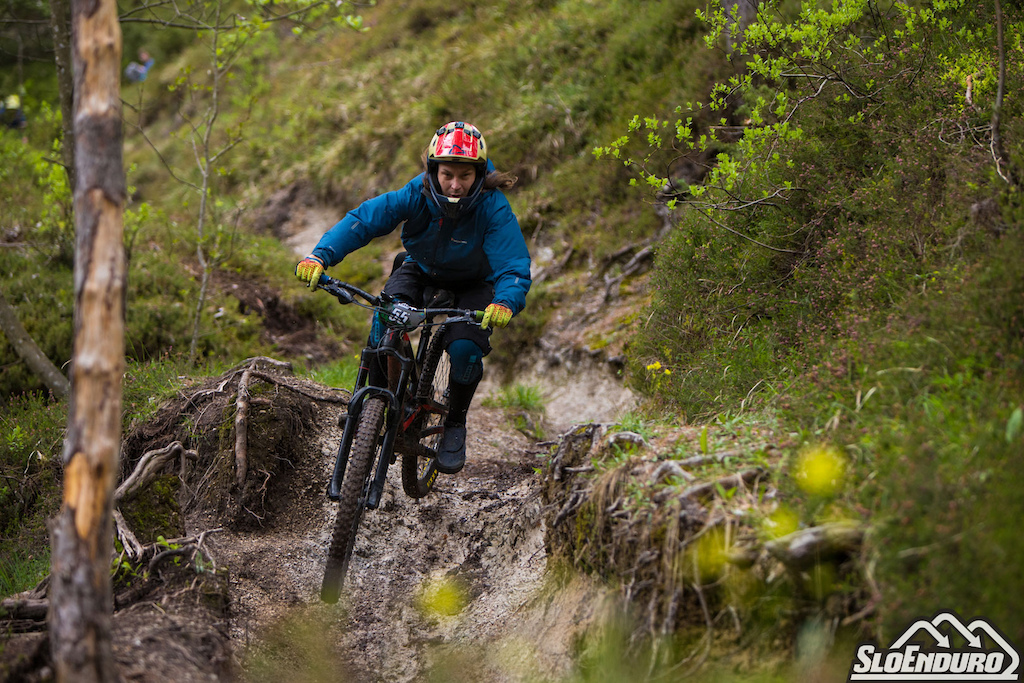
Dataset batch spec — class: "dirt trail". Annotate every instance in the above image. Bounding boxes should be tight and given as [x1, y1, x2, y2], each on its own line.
[201, 367, 633, 682]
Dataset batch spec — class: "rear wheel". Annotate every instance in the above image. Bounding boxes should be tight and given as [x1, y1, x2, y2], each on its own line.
[401, 328, 450, 498]
[321, 397, 386, 603]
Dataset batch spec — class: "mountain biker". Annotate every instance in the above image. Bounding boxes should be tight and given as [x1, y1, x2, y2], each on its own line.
[124, 50, 155, 82]
[295, 121, 532, 474]
[1, 94, 26, 130]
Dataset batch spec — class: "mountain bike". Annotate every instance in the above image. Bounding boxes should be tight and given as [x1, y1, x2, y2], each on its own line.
[315, 274, 483, 603]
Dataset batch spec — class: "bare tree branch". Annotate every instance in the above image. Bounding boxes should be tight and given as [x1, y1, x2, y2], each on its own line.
[693, 207, 803, 254]
[0, 287, 71, 398]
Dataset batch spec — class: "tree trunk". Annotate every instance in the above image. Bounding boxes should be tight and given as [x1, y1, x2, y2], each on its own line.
[990, 0, 1015, 185]
[0, 288, 71, 399]
[49, 0, 77, 191]
[47, 0, 125, 678]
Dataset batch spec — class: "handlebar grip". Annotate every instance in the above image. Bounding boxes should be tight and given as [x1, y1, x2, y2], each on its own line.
[473, 310, 485, 323]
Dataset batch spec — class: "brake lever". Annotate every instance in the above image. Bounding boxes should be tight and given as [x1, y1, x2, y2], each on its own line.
[333, 287, 355, 305]
[316, 275, 356, 305]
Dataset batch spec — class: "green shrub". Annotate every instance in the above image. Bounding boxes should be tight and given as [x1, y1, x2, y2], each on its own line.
[783, 223, 1024, 642]
[622, 0, 1009, 418]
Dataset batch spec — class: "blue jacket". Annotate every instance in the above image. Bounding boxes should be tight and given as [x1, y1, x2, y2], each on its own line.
[311, 173, 532, 314]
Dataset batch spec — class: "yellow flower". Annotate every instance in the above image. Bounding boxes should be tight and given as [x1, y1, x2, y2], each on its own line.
[763, 505, 800, 539]
[794, 444, 846, 496]
[415, 576, 468, 617]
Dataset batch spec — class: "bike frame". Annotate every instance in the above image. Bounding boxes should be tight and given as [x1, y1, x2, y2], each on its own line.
[318, 275, 477, 510]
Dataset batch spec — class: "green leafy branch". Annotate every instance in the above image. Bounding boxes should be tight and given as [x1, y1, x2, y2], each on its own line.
[596, 0, 974, 232]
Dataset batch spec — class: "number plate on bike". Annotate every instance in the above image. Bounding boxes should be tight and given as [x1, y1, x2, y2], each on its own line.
[387, 302, 425, 330]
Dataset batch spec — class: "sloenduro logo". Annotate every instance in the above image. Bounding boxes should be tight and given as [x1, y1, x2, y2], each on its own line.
[847, 611, 1020, 681]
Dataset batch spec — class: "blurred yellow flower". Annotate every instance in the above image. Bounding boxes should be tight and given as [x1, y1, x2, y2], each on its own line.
[794, 444, 846, 496]
[763, 505, 800, 539]
[692, 528, 728, 582]
[414, 576, 468, 617]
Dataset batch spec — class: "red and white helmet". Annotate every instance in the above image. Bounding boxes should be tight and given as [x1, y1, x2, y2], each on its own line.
[425, 122, 489, 218]
[428, 121, 488, 165]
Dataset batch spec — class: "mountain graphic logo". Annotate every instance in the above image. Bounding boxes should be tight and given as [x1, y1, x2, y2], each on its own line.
[848, 610, 1020, 681]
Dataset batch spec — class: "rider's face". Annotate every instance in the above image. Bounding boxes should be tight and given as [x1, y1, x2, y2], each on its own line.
[437, 163, 477, 198]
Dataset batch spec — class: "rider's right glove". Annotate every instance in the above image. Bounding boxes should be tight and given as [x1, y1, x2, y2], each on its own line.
[295, 255, 326, 290]
[480, 303, 513, 330]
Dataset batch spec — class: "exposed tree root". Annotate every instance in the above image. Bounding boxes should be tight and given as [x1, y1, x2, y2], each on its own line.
[0, 598, 48, 622]
[116, 441, 197, 503]
[113, 440, 198, 560]
[119, 356, 348, 529]
[765, 521, 864, 571]
[113, 508, 144, 560]
[144, 528, 224, 575]
[602, 244, 654, 303]
[234, 360, 256, 488]
[0, 529, 226, 634]
[542, 422, 869, 672]
[675, 468, 767, 503]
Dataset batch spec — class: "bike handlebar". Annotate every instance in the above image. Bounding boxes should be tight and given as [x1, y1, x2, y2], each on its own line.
[316, 274, 484, 326]
[316, 274, 379, 306]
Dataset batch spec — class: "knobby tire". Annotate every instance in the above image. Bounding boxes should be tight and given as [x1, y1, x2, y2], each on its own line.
[401, 327, 449, 498]
[321, 397, 386, 603]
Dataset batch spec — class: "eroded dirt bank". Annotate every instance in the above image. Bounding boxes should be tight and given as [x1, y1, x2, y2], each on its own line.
[4, 350, 864, 683]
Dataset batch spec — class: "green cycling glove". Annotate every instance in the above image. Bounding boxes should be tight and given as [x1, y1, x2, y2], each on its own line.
[481, 303, 513, 330]
[295, 255, 325, 289]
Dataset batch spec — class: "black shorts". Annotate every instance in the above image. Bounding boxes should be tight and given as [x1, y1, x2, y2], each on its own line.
[383, 260, 494, 355]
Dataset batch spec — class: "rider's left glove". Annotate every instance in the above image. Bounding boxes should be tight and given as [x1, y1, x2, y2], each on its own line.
[295, 255, 326, 290]
[481, 303, 513, 330]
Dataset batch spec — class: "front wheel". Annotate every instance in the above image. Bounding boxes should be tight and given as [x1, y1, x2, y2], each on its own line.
[321, 397, 386, 603]
[401, 328, 450, 498]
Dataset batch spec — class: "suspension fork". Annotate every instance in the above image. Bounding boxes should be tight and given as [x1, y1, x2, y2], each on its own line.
[330, 339, 392, 497]
[329, 335, 415, 508]
[329, 384, 398, 501]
